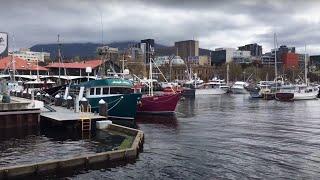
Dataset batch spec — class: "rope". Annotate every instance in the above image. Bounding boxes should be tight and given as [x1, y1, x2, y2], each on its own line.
[90, 96, 124, 111]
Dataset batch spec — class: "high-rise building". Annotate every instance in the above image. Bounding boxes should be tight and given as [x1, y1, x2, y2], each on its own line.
[174, 40, 199, 61]
[140, 39, 155, 64]
[211, 48, 236, 65]
[238, 43, 262, 57]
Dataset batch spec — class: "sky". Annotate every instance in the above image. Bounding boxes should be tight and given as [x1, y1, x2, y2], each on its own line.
[1, 0, 320, 54]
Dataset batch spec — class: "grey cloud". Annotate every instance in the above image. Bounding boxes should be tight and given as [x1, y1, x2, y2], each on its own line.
[1, 0, 320, 54]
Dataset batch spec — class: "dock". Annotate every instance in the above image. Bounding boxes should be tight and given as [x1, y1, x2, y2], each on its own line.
[41, 105, 106, 122]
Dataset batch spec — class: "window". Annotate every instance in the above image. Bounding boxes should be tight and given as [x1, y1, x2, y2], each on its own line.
[103, 87, 109, 95]
[96, 88, 101, 95]
[90, 88, 95, 95]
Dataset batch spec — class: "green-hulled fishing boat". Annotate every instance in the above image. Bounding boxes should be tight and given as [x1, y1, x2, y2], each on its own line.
[78, 78, 142, 120]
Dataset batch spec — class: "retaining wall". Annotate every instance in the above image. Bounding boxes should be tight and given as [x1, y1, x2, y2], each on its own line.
[0, 124, 144, 179]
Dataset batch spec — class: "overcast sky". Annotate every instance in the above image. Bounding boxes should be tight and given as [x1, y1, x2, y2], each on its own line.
[1, 0, 320, 54]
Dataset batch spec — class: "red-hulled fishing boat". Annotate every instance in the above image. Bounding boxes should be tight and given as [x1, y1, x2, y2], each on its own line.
[137, 92, 181, 114]
[136, 54, 181, 114]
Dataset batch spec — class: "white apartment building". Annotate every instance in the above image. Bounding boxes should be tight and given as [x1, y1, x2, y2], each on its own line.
[12, 48, 50, 63]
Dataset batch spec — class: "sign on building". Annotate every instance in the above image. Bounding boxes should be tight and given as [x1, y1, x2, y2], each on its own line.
[0, 32, 8, 57]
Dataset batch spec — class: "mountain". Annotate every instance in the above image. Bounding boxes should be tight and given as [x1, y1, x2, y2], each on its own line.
[30, 41, 212, 60]
[30, 41, 169, 60]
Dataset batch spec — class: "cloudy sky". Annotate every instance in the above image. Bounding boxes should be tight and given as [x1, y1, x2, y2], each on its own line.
[1, 0, 320, 54]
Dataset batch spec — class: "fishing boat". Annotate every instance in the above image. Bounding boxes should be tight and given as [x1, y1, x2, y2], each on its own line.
[231, 81, 249, 94]
[78, 78, 142, 120]
[137, 53, 181, 114]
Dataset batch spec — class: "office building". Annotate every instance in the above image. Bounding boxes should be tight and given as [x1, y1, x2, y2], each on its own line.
[174, 40, 199, 61]
[238, 43, 262, 57]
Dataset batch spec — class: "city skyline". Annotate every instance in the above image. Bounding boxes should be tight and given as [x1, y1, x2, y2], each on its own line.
[1, 0, 320, 54]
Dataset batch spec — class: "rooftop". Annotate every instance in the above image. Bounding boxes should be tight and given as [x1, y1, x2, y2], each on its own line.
[46, 59, 103, 69]
[0, 56, 48, 71]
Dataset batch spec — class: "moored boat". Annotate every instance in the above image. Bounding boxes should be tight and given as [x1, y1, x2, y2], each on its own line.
[231, 81, 249, 94]
[78, 78, 142, 120]
[137, 93, 181, 114]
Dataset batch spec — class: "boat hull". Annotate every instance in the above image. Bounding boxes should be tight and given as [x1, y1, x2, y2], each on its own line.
[275, 92, 294, 101]
[262, 93, 275, 100]
[293, 92, 318, 100]
[231, 87, 248, 94]
[137, 93, 181, 114]
[87, 93, 142, 120]
[182, 88, 195, 97]
[196, 88, 226, 95]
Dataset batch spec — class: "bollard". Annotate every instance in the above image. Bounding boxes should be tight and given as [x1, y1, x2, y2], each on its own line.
[98, 99, 108, 117]
[36, 92, 41, 101]
[16, 90, 21, 97]
[10, 90, 15, 96]
[54, 94, 62, 106]
[80, 97, 88, 112]
[45, 93, 50, 104]
[27, 92, 32, 99]
[66, 96, 73, 109]
[22, 90, 28, 98]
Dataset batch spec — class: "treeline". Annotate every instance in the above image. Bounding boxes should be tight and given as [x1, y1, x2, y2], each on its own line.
[213, 63, 319, 83]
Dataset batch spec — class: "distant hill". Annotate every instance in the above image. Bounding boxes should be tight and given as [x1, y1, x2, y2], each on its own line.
[30, 41, 211, 60]
[30, 41, 169, 60]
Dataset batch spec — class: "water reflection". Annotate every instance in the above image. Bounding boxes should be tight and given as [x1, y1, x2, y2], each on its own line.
[135, 114, 178, 128]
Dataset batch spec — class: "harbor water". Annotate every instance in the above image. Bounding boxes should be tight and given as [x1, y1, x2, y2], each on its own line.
[73, 94, 320, 179]
[2, 94, 320, 179]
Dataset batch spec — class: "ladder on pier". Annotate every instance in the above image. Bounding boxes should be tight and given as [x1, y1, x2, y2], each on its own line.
[80, 118, 92, 131]
[79, 104, 92, 132]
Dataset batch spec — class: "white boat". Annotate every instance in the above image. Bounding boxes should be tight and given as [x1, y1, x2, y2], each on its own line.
[293, 85, 319, 100]
[231, 81, 249, 94]
[195, 79, 228, 95]
[292, 45, 319, 100]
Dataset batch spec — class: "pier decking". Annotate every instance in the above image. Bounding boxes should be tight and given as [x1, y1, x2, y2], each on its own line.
[41, 105, 106, 122]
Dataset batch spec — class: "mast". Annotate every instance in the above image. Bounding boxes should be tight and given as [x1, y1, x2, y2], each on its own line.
[226, 63, 229, 86]
[304, 44, 308, 85]
[149, 56, 153, 96]
[12, 35, 16, 82]
[57, 34, 62, 85]
[274, 33, 277, 79]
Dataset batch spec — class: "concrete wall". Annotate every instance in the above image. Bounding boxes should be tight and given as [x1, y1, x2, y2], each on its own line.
[0, 124, 144, 179]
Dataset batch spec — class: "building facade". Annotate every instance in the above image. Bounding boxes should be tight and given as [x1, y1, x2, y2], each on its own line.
[12, 48, 50, 63]
[174, 40, 199, 61]
[238, 43, 262, 57]
[282, 52, 299, 69]
[211, 48, 240, 65]
[310, 55, 320, 71]
[140, 39, 155, 64]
